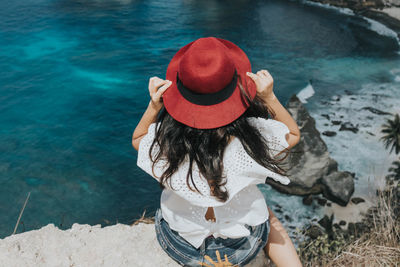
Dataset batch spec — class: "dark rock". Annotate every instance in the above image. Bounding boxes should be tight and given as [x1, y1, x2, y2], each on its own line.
[366, 131, 375, 136]
[361, 106, 392, 116]
[327, 202, 332, 207]
[318, 214, 334, 235]
[351, 197, 366, 204]
[303, 195, 313, 205]
[347, 222, 356, 235]
[306, 225, 324, 239]
[322, 131, 337, 137]
[331, 95, 341, 101]
[284, 215, 293, 222]
[339, 220, 346, 226]
[339, 122, 359, 133]
[265, 94, 355, 206]
[333, 223, 341, 229]
[331, 120, 341, 125]
[316, 197, 327, 206]
[321, 171, 355, 206]
[321, 114, 330, 120]
[344, 89, 354, 95]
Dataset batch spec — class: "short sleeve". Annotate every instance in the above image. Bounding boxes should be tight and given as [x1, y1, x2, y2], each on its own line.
[247, 117, 290, 158]
[136, 123, 167, 181]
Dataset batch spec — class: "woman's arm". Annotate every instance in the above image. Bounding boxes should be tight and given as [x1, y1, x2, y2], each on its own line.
[246, 70, 300, 149]
[263, 94, 300, 149]
[132, 77, 172, 151]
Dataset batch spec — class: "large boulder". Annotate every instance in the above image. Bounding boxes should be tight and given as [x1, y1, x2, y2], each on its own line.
[266, 94, 355, 206]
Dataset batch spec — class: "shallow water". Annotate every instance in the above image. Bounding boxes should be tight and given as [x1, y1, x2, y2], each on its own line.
[0, 0, 399, 241]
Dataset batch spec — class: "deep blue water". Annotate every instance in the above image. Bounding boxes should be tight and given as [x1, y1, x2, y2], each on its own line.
[1, 0, 399, 239]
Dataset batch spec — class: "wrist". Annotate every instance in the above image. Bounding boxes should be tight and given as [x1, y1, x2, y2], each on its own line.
[148, 100, 163, 113]
[262, 92, 277, 102]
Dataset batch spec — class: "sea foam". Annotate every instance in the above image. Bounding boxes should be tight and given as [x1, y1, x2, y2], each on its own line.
[303, 0, 400, 47]
[296, 81, 315, 103]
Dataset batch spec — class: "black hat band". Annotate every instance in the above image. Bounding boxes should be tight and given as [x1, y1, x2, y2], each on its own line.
[176, 69, 238, 106]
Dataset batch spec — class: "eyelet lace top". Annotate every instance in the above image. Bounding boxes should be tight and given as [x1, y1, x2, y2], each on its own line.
[137, 117, 291, 249]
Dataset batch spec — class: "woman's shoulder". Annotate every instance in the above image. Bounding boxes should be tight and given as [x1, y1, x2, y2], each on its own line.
[226, 117, 290, 162]
[246, 117, 289, 133]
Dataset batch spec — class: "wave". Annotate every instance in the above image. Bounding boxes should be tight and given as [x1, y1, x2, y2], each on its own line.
[296, 81, 315, 103]
[363, 17, 400, 44]
[302, 0, 355, 16]
[302, 0, 400, 48]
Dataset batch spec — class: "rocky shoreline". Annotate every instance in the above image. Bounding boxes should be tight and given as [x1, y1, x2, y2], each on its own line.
[305, 0, 400, 38]
[266, 94, 356, 207]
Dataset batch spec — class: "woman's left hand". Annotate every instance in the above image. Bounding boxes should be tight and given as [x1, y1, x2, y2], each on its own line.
[148, 76, 172, 110]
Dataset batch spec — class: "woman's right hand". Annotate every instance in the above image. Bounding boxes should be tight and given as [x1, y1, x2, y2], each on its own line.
[246, 69, 276, 101]
[148, 76, 172, 111]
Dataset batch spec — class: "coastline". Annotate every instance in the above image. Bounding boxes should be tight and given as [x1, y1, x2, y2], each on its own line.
[297, 0, 400, 229]
[304, 0, 400, 38]
[0, 1, 399, 266]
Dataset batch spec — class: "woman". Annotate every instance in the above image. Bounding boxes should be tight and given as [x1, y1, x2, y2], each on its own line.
[132, 37, 302, 267]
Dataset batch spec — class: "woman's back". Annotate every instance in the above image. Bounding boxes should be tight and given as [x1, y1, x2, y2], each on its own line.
[137, 116, 291, 249]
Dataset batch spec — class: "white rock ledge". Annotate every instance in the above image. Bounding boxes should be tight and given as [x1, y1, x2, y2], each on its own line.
[0, 223, 269, 267]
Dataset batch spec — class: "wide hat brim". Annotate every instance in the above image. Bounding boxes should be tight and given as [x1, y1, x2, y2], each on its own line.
[163, 37, 257, 129]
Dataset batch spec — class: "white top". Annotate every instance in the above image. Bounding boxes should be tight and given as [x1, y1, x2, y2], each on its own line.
[137, 117, 291, 249]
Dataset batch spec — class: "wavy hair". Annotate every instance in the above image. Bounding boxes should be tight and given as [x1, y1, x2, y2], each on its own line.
[149, 73, 290, 202]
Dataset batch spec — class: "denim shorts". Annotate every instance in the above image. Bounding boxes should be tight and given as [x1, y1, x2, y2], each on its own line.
[154, 208, 270, 267]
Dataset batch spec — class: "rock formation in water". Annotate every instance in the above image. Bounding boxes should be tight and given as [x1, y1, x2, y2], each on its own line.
[266, 94, 355, 206]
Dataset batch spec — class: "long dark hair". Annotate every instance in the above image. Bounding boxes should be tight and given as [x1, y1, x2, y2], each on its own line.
[149, 73, 290, 202]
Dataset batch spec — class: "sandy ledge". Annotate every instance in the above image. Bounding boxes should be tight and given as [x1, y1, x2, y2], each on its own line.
[0, 222, 269, 267]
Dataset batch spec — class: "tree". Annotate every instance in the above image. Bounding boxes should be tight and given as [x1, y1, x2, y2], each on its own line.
[380, 113, 400, 183]
[380, 113, 400, 155]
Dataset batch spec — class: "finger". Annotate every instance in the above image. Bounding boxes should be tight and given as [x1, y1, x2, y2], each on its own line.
[154, 80, 171, 99]
[261, 69, 270, 75]
[149, 79, 168, 96]
[148, 77, 160, 94]
[224, 254, 230, 264]
[149, 76, 164, 87]
[149, 76, 161, 87]
[198, 262, 212, 267]
[257, 70, 265, 76]
[154, 79, 168, 90]
[204, 255, 216, 265]
[246, 72, 259, 81]
[216, 250, 222, 263]
[261, 70, 272, 79]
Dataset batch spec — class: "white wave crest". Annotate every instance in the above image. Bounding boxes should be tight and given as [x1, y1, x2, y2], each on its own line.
[297, 81, 315, 103]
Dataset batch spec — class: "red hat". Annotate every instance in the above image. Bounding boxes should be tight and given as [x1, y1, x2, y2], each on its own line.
[163, 37, 257, 129]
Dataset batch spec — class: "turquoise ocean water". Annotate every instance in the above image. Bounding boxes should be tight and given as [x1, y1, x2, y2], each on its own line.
[0, 0, 399, 240]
